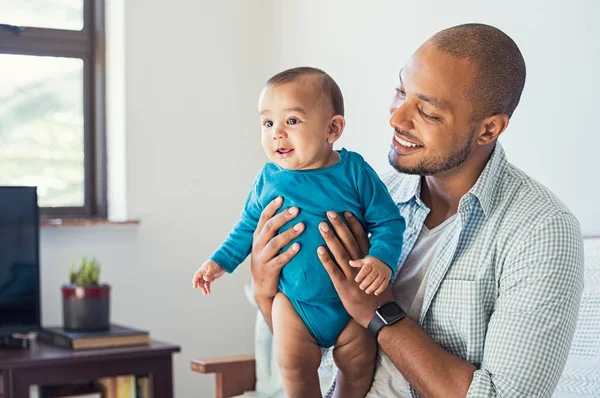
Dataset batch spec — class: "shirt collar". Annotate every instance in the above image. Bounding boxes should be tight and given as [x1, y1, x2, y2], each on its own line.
[394, 174, 421, 204]
[464, 142, 508, 218]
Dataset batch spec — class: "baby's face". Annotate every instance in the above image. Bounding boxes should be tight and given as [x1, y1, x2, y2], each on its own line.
[258, 80, 336, 170]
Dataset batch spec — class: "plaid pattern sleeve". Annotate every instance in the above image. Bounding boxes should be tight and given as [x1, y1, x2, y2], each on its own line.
[323, 143, 585, 398]
[467, 212, 584, 397]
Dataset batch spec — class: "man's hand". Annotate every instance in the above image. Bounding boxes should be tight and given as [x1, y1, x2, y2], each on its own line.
[317, 211, 392, 328]
[250, 196, 304, 304]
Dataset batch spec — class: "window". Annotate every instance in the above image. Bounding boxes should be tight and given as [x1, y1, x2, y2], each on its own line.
[0, 0, 106, 219]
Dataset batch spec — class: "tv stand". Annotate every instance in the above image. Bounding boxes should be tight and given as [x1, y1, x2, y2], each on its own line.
[0, 339, 179, 398]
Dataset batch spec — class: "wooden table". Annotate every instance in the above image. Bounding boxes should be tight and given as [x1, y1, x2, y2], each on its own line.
[0, 339, 180, 398]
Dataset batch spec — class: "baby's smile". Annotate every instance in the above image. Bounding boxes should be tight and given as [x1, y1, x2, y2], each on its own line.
[275, 147, 295, 158]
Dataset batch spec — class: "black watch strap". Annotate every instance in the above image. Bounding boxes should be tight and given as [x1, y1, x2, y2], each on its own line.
[368, 301, 406, 341]
[367, 312, 386, 339]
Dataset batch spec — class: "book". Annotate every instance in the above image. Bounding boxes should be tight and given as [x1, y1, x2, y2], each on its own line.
[136, 376, 151, 398]
[115, 375, 135, 398]
[96, 378, 115, 398]
[97, 375, 146, 398]
[38, 324, 150, 350]
[38, 381, 102, 397]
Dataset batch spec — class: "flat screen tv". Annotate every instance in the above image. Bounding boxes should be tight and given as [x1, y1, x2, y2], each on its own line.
[0, 186, 41, 337]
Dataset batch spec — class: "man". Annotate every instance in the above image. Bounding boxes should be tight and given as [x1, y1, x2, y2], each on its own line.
[250, 23, 584, 397]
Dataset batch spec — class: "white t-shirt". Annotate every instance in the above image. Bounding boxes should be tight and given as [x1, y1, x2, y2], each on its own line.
[367, 214, 459, 398]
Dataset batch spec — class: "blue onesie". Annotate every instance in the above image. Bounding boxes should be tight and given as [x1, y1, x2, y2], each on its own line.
[211, 148, 405, 347]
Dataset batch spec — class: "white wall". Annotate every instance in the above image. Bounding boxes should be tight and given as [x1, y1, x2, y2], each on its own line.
[41, 1, 271, 397]
[270, 0, 600, 235]
[39, 2, 600, 398]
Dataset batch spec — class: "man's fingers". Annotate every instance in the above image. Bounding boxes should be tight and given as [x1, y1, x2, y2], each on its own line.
[327, 211, 362, 261]
[270, 242, 301, 270]
[317, 246, 343, 283]
[263, 207, 298, 237]
[254, 206, 300, 251]
[255, 196, 283, 239]
[265, 222, 304, 259]
[344, 211, 370, 257]
[319, 222, 353, 279]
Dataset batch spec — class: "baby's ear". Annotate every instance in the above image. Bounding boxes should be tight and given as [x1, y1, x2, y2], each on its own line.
[327, 115, 346, 144]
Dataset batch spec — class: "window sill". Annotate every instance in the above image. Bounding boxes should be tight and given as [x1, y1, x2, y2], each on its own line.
[40, 218, 140, 228]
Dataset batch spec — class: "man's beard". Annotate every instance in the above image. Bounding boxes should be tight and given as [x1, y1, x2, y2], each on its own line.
[389, 128, 475, 176]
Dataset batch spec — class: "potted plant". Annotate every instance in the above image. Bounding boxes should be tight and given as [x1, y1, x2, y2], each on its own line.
[62, 257, 110, 331]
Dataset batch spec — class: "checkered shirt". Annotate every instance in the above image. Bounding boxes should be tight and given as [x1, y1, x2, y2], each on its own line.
[324, 142, 584, 397]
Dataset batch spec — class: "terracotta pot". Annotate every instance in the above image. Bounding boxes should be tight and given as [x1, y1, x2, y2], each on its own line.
[62, 284, 110, 331]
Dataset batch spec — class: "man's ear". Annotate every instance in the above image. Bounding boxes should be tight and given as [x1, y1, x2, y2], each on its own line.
[476, 113, 509, 145]
[327, 115, 346, 144]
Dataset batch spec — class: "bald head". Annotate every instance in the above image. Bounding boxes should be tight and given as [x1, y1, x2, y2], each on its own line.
[429, 23, 526, 120]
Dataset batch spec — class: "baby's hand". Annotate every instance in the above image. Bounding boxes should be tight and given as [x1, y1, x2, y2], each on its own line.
[192, 260, 226, 295]
[349, 256, 392, 296]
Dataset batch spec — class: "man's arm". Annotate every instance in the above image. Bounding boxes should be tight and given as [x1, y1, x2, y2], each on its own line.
[464, 212, 583, 397]
[378, 317, 476, 397]
[317, 215, 475, 397]
[255, 297, 276, 331]
[318, 211, 583, 397]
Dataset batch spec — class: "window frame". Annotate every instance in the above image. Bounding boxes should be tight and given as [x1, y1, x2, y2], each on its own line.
[0, 0, 107, 219]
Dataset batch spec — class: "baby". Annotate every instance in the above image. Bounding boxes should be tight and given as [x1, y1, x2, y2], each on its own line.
[193, 67, 405, 398]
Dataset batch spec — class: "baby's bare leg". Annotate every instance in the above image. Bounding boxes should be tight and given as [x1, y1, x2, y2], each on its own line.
[272, 292, 322, 398]
[332, 320, 377, 398]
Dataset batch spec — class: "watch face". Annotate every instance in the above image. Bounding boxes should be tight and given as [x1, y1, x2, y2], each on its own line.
[379, 302, 405, 320]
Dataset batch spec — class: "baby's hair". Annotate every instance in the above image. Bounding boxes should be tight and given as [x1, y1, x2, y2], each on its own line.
[265, 67, 344, 117]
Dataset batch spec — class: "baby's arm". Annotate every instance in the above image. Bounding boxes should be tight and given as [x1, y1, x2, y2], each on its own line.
[192, 171, 265, 294]
[208, 172, 265, 273]
[350, 256, 392, 295]
[355, 161, 406, 279]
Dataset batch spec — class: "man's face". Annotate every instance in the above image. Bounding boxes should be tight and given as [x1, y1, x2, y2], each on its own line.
[388, 42, 479, 176]
[259, 80, 335, 170]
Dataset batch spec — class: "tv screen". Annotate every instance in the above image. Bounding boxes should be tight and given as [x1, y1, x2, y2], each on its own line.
[0, 186, 41, 337]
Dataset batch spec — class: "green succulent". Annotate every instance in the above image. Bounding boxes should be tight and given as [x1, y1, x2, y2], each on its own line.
[70, 256, 101, 285]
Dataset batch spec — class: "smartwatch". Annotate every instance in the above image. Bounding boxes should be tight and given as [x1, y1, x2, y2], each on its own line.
[368, 301, 406, 340]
